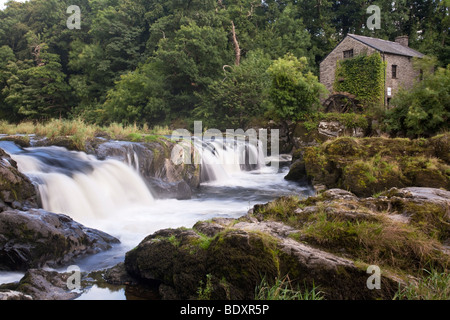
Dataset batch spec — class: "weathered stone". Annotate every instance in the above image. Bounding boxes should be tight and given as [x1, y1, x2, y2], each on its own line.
[93, 140, 200, 200]
[0, 148, 38, 211]
[291, 135, 450, 197]
[318, 121, 345, 138]
[0, 289, 33, 300]
[0, 209, 119, 271]
[13, 269, 80, 300]
[322, 188, 358, 200]
[103, 262, 136, 285]
[125, 217, 400, 300]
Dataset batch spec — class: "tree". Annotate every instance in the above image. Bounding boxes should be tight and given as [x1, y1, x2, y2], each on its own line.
[384, 62, 450, 137]
[0, 45, 17, 120]
[266, 54, 327, 121]
[101, 60, 168, 126]
[195, 50, 272, 129]
[3, 40, 70, 120]
[153, 21, 233, 118]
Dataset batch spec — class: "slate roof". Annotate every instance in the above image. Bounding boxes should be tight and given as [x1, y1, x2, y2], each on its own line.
[348, 34, 425, 58]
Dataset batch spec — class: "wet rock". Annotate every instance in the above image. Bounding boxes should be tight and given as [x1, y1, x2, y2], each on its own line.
[0, 209, 119, 271]
[0, 136, 31, 148]
[103, 262, 136, 285]
[284, 159, 306, 181]
[12, 269, 80, 300]
[0, 289, 33, 300]
[0, 148, 38, 211]
[93, 140, 200, 200]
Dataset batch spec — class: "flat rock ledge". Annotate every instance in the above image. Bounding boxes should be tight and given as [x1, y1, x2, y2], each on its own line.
[0, 209, 120, 271]
[123, 187, 449, 300]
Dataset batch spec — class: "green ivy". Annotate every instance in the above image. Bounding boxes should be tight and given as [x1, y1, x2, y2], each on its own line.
[334, 52, 386, 106]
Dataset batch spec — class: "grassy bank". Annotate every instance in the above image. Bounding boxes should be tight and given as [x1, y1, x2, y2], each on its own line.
[0, 119, 173, 150]
[251, 190, 450, 299]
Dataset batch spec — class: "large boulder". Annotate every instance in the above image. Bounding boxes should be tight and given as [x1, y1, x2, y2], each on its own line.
[3, 269, 80, 300]
[124, 187, 449, 300]
[288, 135, 450, 197]
[94, 140, 200, 200]
[0, 209, 119, 271]
[124, 220, 398, 300]
[0, 148, 37, 211]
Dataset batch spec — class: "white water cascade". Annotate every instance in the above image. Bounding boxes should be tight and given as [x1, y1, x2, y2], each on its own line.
[10, 146, 154, 224]
[193, 137, 267, 184]
[0, 139, 312, 290]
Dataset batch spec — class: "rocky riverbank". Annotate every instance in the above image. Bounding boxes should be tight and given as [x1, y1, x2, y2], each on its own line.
[286, 133, 450, 197]
[0, 131, 449, 300]
[0, 146, 120, 273]
[118, 187, 449, 300]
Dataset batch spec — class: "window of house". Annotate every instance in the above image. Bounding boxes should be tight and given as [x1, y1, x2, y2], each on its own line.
[343, 49, 354, 59]
[392, 65, 398, 79]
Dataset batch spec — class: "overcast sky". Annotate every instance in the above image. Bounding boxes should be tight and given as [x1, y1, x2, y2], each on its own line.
[0, 0, 29, 10]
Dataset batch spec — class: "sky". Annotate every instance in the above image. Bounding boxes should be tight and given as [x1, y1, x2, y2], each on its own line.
[0, 0, 29, 10]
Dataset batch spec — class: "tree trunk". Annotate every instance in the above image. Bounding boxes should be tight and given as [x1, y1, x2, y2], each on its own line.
[231, 21, 241, 66]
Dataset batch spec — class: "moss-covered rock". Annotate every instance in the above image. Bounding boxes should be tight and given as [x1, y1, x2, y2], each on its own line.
[252, 188, 449, 275]
[0, 136, 31, 148]
[290, 134, 450, 196]
[124, 215, 401, 300]
[0, 148, 37, 211]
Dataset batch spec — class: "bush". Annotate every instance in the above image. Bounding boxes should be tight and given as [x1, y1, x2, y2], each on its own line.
[384, 64, 450, 137]
[267, 54, 327, 121]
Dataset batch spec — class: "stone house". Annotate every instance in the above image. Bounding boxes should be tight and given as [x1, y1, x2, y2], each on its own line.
[319, 34, 425, 106]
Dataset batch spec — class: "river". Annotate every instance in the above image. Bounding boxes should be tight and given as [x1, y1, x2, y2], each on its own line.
[0, 139, 313, 299]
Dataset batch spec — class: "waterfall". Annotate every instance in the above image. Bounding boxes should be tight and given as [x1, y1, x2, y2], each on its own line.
[193, 137, 266, 183]
[9, 146, 154, 223]
[2, 136, 268, 226]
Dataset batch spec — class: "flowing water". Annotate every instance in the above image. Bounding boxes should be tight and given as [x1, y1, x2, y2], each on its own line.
[0, 139, 313, 299]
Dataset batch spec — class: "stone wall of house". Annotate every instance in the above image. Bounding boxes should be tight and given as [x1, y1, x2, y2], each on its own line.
[319, 37, 376, 94]
[320, 37, 422, 106]
[384, 53, 421, 105]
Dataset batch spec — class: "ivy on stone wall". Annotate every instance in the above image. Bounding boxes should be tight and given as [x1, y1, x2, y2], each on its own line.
[334, 52, 386, 106]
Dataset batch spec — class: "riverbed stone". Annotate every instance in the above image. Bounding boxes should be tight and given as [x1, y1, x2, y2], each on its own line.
[0, 209, 120, 271]
[0, 148, 38, 211]
[11, 269, 80, 300]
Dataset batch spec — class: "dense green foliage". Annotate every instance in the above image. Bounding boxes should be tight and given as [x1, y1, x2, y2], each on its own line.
[384, 63, 450, 137]
[334, 52, 386, 105]
[0, 0, 448, 129]
[267, 54, 326, 121]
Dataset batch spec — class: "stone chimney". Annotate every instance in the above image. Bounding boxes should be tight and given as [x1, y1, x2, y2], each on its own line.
[395, 35, 409, 47]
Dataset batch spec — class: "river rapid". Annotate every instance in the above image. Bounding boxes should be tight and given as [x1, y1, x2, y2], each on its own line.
[0, 139, 313, 299]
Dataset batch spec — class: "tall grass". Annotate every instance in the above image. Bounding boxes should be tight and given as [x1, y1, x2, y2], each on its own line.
[393, 268, 450, 300]
[255, 275, 324, 300]
[0, 119, 170, 140]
